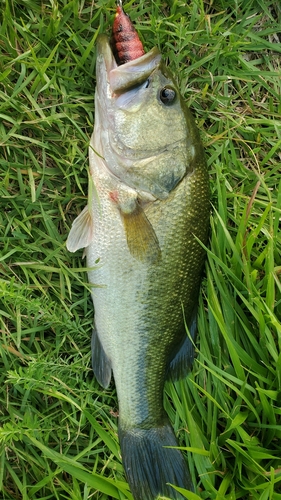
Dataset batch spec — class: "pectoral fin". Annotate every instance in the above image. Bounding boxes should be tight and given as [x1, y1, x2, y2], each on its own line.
[121, 204, 161, 264]
[66, 206, 93, 252]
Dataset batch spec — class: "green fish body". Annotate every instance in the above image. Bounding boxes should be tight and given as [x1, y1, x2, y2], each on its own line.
[67, 34, 209, 500]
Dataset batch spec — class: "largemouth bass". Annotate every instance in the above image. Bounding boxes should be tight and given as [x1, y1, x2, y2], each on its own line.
[67, 5, 209, 499]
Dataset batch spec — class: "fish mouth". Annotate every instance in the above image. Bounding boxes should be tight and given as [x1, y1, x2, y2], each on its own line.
[97, 34, 162, 94]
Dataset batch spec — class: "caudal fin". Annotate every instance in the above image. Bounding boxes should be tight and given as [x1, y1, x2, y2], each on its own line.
[119, 423, 193, 500]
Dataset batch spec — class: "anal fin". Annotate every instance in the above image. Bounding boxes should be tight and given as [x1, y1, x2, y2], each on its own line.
[91, 325, 112, 388]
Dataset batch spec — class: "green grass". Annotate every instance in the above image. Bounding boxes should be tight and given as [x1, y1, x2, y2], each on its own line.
[0, 0, 281, 498]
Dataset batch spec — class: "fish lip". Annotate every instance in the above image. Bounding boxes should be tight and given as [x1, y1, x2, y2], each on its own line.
[97, 34, 162, 94]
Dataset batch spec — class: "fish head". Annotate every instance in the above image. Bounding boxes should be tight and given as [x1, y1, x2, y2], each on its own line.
[93, 35, 202, 200]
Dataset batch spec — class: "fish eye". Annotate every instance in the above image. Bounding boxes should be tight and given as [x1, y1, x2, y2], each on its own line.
[159, 86, 176, 105]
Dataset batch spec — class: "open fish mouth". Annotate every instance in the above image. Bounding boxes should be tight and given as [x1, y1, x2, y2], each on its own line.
[97, 34, 162, 94]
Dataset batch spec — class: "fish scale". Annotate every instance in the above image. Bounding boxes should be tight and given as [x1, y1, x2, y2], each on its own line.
[67, 5, 210, 499]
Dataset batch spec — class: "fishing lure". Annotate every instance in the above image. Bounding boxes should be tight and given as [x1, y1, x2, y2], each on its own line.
[111, 0, 145, 65]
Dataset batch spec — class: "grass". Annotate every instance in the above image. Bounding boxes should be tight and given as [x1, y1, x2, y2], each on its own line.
[0, 0, 281, 498]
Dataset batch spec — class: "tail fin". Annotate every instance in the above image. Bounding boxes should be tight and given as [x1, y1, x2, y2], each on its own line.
[119, 423, 193, 500]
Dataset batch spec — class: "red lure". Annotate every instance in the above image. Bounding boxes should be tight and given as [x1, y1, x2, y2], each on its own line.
[111, 0, 145, 65]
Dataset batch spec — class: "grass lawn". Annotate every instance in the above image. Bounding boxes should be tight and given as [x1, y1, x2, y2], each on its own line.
[1, 0, 281, 498]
